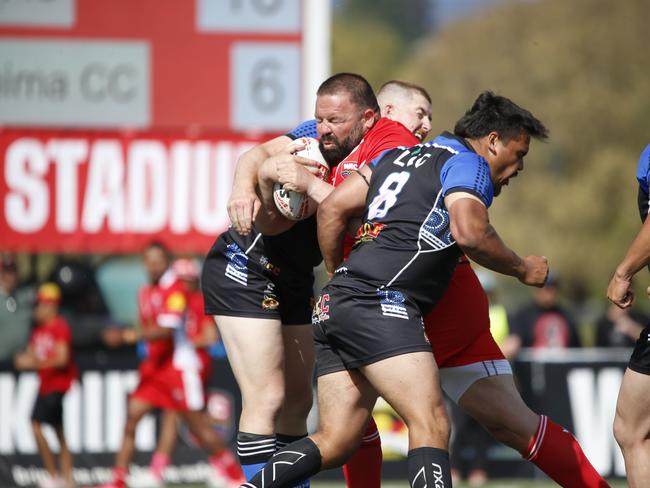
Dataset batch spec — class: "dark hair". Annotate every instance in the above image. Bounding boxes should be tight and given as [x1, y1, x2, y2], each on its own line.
[145, 240, 172, 262]
[454, 91, 548, 142]
[317, 73, 380, 113]
[378, 80, 432, 104]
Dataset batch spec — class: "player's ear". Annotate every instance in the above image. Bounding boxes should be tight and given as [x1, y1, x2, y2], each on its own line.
[362, 108, 378, 130]
[487, 131, 499, 156]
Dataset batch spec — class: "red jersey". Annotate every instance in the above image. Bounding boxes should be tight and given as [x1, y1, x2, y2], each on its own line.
[185, 290, 212, 370]
[30, 316, 78, 394]
[137, 269, 186, 370]
[333, 117, 419, 257]
[329, 117, 419, 187]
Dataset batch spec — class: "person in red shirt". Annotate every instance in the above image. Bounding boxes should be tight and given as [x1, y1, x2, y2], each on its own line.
[100, 243, 243, 488]
[14, 283, 78, 488]
[127, 257, 220, 488]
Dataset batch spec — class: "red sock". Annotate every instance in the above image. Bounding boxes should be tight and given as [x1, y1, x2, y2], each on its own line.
[343, 418, 382, 488]
[210, 449, 244, 481]
[150, 452, 169, 479]
[525, 415, 609, 488]
[112, 467, 127, 487]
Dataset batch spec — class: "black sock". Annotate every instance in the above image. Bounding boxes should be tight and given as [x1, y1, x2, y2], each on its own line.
[242, 437, 322, 488]
[237, 432, 276, 480]
[407, 447, 452, 488]
[276, 432, 308, 450]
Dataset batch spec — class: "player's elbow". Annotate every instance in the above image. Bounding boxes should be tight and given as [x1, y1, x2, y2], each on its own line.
[451, 221, 483, 252]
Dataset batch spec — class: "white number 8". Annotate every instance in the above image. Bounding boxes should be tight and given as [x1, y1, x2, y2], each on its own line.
[367, 171, 411, 220]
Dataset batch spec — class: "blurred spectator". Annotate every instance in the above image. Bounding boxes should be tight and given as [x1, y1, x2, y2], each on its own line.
[504, 273, 581, 357]
[49, 258, 114, 347]
[14, 283, 78, 488]
[0, 253, 36, 360]
[595, 303, 646, 347]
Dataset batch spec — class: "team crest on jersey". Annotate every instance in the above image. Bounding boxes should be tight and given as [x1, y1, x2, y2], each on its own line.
[377, 288, 408, 319]
[261, 283, 279, 310]
[166, 291, 186, 312]
[225, 243, 248, 286]
[312, 293, 330, 324]
[354, 222, 386, 244]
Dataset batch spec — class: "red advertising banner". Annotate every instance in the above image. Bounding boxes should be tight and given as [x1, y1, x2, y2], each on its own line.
[0, 129, 268, 253]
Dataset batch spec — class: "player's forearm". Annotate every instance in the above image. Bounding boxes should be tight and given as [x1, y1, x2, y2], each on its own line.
[255, 164, 294, 235]
[317, 203, 347, 274]
[232, 144, 273, 193]
[614, 216, 650, 280]
[306, 178, 334, 204]
[456, 223, 525, 279]
[140, 326, 174, 341]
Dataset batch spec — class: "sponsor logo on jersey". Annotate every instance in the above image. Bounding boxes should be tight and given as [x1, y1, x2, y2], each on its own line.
[261, 283, 279, 310]
[377, 288, 408, 319]
[354, 222, 386, 244]
[260, 255, 281, 277]
[312, 293, 330, 324]
[166, 291, 186, 312]
[225, 243, 248, 286]
[334, 266, 348, 275]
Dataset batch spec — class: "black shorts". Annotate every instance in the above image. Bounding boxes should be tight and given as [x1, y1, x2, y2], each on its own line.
[32, 392, 65, 426]
[312, 280, 432, 377]
[628, 326, 650, 375]
[201, 233, 314, 325]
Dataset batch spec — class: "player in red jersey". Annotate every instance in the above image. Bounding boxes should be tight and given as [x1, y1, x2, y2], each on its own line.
[100, 243, 243, 488]
[127, 257, 219, 488]
[14, 283, 78, 488]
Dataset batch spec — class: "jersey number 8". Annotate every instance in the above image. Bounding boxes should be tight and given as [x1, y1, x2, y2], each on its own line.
[367, 171, 411, 220]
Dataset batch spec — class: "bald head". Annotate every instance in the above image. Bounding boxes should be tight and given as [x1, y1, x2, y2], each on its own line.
[377, 80, 432, 141]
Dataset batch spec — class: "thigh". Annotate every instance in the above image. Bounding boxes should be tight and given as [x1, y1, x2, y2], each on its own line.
[458, 374, 538, 452]
[215, 315, 284, 392]
[616, 367, 650, 434]
[361, 351, 444, 424]
[282, 324, 315, 395]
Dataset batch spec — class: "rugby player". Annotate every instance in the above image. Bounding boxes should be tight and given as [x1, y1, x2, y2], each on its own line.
[606, 143, 650, 487]
[259, 85, 607, 487]
[100, 243, 242, 488]
[238, 91, 550, 488]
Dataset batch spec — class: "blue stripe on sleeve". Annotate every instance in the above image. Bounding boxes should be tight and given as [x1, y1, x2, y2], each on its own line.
[636, 144, 650, 194]
[440, 153, 494, 207]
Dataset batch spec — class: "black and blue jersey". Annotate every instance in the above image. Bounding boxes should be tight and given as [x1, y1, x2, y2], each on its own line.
[330, 132, 494, 315]
[636, 143, 650, 222]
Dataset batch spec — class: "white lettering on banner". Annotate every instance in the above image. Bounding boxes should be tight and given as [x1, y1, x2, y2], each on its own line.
[170, 142, 192, 234]
[81, 140, 126, 233]
[0, 371, 155, 455]
[5, 139, 49, 232]
[3, 137, 253, 238]
[128, 141, 167, 233]
[567, 368, 625, 476]
[48, 140, 88, 232]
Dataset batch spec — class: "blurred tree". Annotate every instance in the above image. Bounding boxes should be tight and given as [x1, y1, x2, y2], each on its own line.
[332, 0, 435, 89]
[395, 0, 650, 301]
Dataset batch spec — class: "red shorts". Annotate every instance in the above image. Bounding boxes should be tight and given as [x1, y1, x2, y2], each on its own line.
[132, 362, 206, 412]
[424, 259, 505, 368]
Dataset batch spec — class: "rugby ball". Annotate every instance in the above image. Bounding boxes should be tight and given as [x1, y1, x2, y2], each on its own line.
[273, 137, 330, 221]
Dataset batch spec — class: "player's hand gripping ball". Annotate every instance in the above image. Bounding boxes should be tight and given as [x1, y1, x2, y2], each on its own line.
[273, 137, 329, 220]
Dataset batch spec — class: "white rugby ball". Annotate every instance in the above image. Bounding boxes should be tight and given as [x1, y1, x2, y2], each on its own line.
[273, 137, 330, 221]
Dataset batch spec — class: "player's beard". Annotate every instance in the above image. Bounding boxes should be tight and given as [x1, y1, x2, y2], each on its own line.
[319, 123, 365, 166]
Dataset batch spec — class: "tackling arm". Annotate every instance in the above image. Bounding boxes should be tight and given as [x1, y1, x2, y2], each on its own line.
[607, 214, 650, 307]
[228, 135, 293, 235]
[446, 193, 548, 287]
[318, 166, 372, 274]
